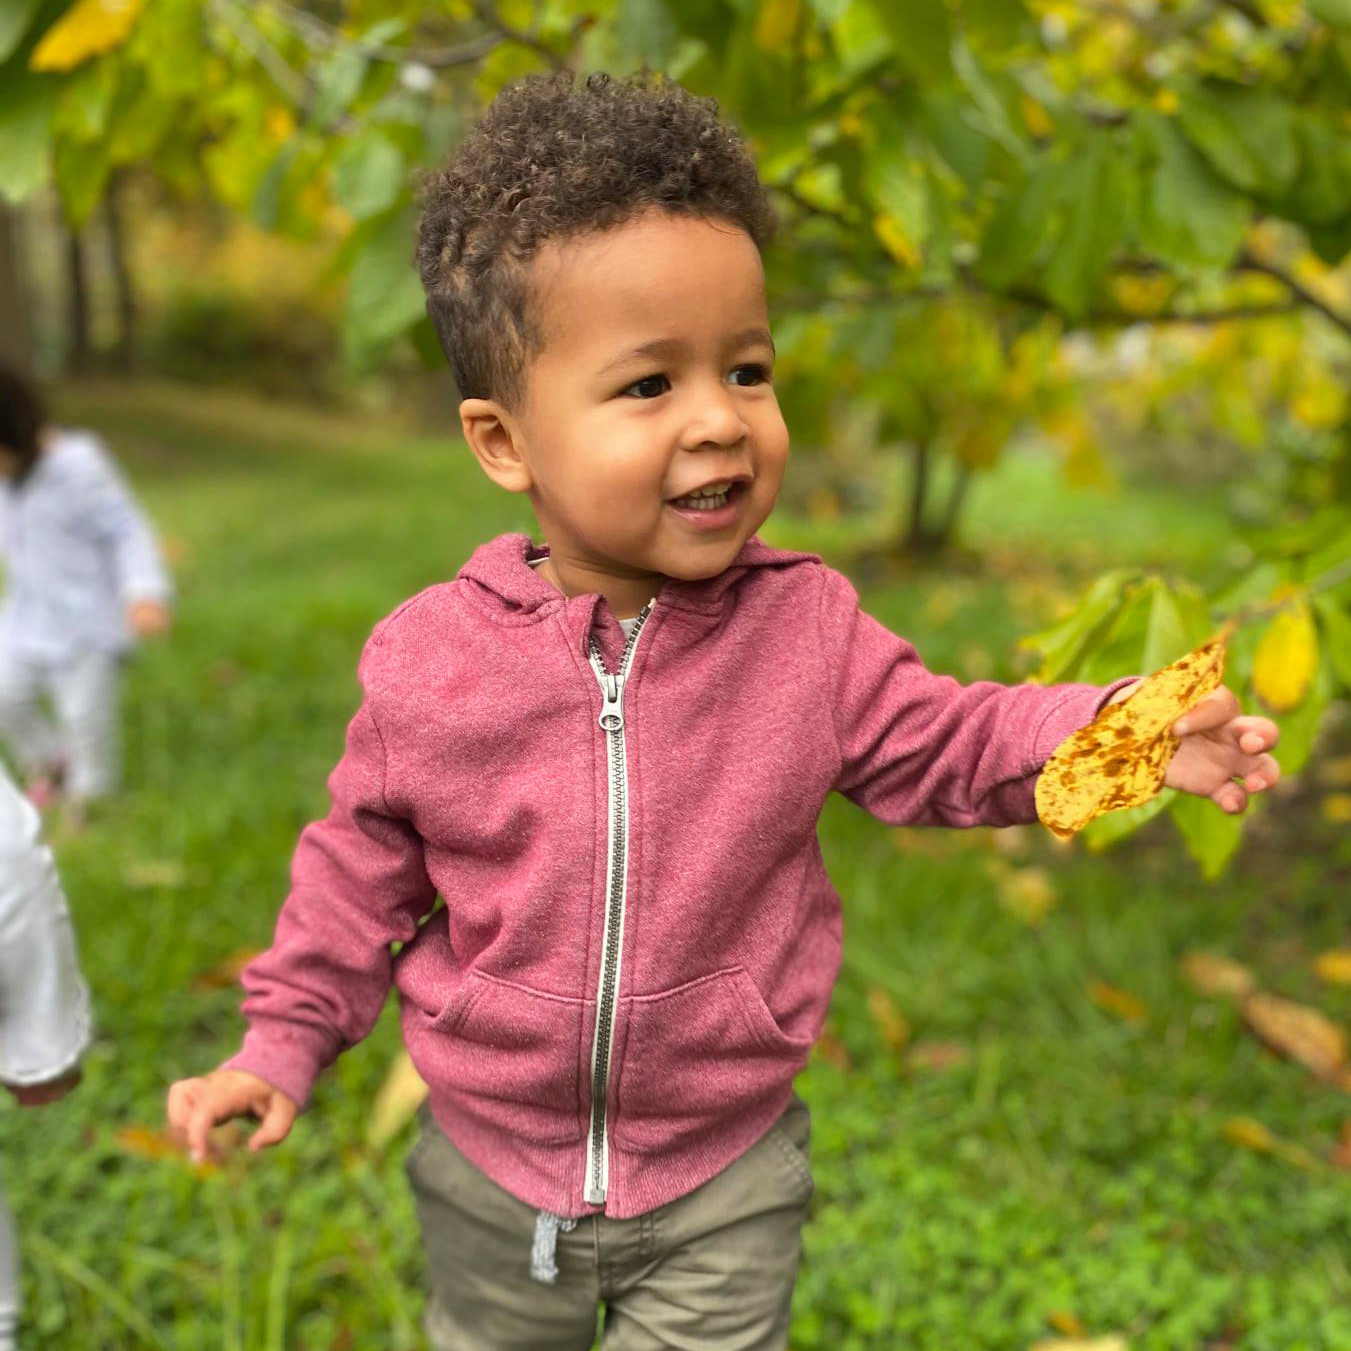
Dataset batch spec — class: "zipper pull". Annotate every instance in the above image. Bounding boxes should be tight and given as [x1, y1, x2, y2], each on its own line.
[599, 671, 624, 732]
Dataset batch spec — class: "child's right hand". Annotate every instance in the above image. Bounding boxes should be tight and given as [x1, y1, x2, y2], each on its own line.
[166, 1069, 297, 1162]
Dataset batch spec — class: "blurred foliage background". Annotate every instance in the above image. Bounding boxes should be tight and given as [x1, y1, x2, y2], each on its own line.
[3, 1, 1351, 1347]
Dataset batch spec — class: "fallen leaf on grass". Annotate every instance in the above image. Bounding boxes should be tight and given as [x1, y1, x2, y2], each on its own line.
[905, 1041, 969, 1072]
[1330, 1119, 1351, 1170]
[1036, 629, 1230, 838]
[1322, 794, 1351, 825]
[866, 987, 910, 1053]
[191, 947, 262, 991]
[122, 860, 188, 890]
[1242, 991, 1348, 1082]
[1046, 1311, 1087, 1338]
[116, 1123, 241, 1176]
[1181, 951, 1256, 999]
[1088, 981, 1148, 1024]
[366, 1050, 428, 1150]
[812, 1024, 851, 1070]
[1317, 755, 1351, 788]
[990, 861, 1057, 926]
[1030, 1337, 1128, 1351]
[1222, 1116, 1319, 1170]
[1314, 950, 1351, 986]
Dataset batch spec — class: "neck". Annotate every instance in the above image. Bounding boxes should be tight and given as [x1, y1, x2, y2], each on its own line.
[536, 551, 662, 619]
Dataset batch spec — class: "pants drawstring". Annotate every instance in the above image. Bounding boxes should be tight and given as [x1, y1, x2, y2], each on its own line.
[529, 1208, 578, 1284]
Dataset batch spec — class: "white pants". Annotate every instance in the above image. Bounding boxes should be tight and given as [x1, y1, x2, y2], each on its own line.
[0, 648, 122, 802]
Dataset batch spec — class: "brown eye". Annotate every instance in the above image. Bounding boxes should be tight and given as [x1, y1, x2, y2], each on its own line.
[729, 364, 768, 387]
[624, 375, 670, 399]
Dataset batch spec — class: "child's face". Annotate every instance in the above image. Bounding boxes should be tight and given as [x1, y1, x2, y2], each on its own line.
[492, 209, 789, 595]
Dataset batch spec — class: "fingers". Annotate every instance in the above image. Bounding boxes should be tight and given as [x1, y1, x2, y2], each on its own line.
[1238, 751, 1281, 793]
[167, 1073, 268, 1162]
[1212, 780, 1249, 814]
[249, 1093, 297, 1152]
[1174, 686, 1240, 737]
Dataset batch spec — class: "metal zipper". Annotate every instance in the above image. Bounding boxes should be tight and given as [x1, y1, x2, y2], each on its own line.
[583, 598, 655, 1206]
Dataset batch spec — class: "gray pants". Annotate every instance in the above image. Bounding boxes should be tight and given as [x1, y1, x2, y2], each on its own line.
[0, 648, 121, 802]
[406, 1096, 813, 1351]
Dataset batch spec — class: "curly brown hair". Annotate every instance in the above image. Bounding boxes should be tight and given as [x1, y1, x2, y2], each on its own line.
[415, 71, 775, 407]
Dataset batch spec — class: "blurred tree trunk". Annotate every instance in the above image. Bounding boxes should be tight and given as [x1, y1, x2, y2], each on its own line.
[0, 203, 33, 374]
[65, 224, 93, 375]
[104, 175, 137, 371]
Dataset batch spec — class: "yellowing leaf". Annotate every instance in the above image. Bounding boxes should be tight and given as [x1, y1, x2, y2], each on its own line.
[1020, 94, 1053, 138]
[1223, 1115, 1319, 1170]
[1315, 950, 1351, 986]
[1036, 628, 1231, 838]
[1242, 991, 1348, 1081]
[30, 0, 147, 72]
[992, 862, 1057, 926]
[1252, 596, 1318, 712]
[905, 1040, 969, 1072]
[812, 1021, 852, 1070]
[874, 211, 921, 268]
[1046, 1311, 1087, 1338]
[753, 0, 802, 52]
[866, 987, 910, 1052]
[366, 1049, 427, 1150]
[1088, 981, 1148, 1024]
[1181, 951, 1256, 998]
[192, 947, 262, 991]
[1321, 793, 1351, 825]
[1030, 1338, 1129, 1351]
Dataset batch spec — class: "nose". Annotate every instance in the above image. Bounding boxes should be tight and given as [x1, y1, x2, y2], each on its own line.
[678, 379, 749, 451]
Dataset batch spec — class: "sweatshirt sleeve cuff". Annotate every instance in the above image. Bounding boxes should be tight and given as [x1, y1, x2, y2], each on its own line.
[1027, 676, 1143, 772]
[220, 1020, 340, 1110]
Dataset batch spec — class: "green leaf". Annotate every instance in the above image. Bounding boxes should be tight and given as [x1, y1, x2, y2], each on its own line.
[1309, 0, 1351, 27]
[343, 206, 425, 365]
[0, 0, 42, 63]
[975, 158, 1057, 288]
[1168, 790, 1243, 881]
[1136, 112, 1248, 270]
[1313, 595, 1351, 690]
[1018, 567, 1139, 682]
[309, 46, 367, 129]
[1082, 788, 1175, 851]
[1041, 136, 1129, 319]
[1141, 584, 1190, 674]
[0, 67, 58, 204]
[613, 0, 680, 67]
[1176, 84, 1296, 197]
[333, 132, 405, 220]
[869, 0, 950, 81]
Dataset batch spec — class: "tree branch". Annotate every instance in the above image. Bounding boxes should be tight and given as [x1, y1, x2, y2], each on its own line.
[257, 0, 503, 68]
[1236, 251, 1351, 339]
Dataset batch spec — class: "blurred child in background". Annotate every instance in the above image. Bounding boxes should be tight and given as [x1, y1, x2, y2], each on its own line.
[0, 762, 91, 1349]
[0, 366, 171, 820]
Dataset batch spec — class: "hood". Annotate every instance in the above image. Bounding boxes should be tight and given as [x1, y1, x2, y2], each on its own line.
[455, 532, 820, 660]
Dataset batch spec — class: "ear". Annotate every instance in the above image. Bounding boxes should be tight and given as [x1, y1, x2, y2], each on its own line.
[460, 398, 533, 493]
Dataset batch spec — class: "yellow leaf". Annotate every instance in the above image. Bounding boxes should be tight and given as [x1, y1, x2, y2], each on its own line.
[1242, 991, 1348, 1081]
[1223, 1115, 1320, 1170]
[1088, 981, 1148, 1024]
[366, 1049, 428, 1150]
[1030, 1338, 1129, 1351]
[753, 0, 802, 52]
[192, 947, 263, 991]
[994, 862, 1057, 927]
[1020, 94, 1053, 138]
[1046, 1311, 1087, 1338]
[1315, 950, 1351, 986]
[874, 211, 921, 269]
[1152, 87, 1180, 115]
[30, 0, 148, 72]
[1036, 628, 1231, 838]
[905, 1040, 969, 1072]
[1181, 951, 1256, 999]
[1252, 596, 1318, 713]
[1321, 793, 1351, 825]
[866, 987, 910, 1052]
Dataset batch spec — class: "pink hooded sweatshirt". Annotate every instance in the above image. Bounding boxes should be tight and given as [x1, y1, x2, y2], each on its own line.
[225, 532, 1133, 1219]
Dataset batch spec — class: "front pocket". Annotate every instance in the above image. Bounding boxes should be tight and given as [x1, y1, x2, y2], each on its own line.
[613, 967, 812, 1155]
[423, 972, 584, 1147]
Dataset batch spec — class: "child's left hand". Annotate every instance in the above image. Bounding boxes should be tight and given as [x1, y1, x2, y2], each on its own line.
[1107, 681, 1281, 814]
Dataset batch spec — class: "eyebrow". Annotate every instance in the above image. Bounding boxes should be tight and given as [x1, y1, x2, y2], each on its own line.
[596, 327, 776, 377]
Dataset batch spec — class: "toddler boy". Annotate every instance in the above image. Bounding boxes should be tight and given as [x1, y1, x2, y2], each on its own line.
[168, 73, 1280, 1350]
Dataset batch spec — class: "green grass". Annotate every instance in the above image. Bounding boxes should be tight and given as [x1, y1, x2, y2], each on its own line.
[4, 380, 1350, 1350]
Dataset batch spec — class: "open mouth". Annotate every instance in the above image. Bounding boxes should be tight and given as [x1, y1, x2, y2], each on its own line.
[667, 480, 748, 511]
